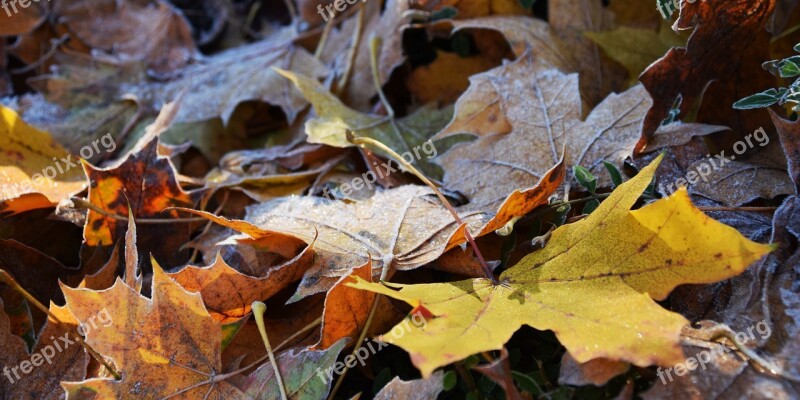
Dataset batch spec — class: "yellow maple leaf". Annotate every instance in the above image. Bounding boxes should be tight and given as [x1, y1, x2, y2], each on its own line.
[349, 154, 773, 377]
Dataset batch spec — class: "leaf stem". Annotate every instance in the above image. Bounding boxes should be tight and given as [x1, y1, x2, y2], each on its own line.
[369, 36, 394, 118]
[335, 5, 366, 95]
[252, 302, 289, 400]
[700, 324, 800, 383]
[70, 197, 207, 224]
[314, 15, 336, 59]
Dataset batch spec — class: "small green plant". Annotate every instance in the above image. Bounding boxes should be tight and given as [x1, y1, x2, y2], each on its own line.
[734, 43, 800, 111]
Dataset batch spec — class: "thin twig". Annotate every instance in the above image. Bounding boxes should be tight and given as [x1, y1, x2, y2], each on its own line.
[335, 4, 366, 94]
[71, 197, 207, 224]
[369, 37, 394, 118]
[314, 14, 336, 59]
[10, 34, 70, 74]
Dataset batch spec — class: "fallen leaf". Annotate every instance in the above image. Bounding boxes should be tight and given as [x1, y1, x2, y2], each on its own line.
[61, 261, 245, 398]
[686, 158, 793, 207]
[236, 339, 347, 399]
[335, 0, 410, 110]
[82, 137, 200, 268]
[373, 370, 445, 400]
[558, 354, 630, 387]
[637, 0, 776, 152]
[641, 122, 729, 153]
[349, 155, 772, 377]
[769, 108, 800, 192]
[168, 249, 314, 324]
[406, 51, 502, 104]
[0, 0, 45, 36]
[435, 52, 650, 199]
[448, 16, 575, 74]
[245, 185, 484, 301]
[315, 260, 375, 349]
[0, 104, 87, 214]
[0, 303, 89, 400]
[54, 0, 197, 76]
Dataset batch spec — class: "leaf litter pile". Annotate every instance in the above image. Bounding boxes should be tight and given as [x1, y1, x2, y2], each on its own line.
[1, 0, 800, 399]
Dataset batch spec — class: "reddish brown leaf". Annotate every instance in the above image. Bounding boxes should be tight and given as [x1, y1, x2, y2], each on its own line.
[82, 137, 200, 269]
[638, 0, 776, 152]
[315, 260, 375, 349]
[168, 249, 314, 324]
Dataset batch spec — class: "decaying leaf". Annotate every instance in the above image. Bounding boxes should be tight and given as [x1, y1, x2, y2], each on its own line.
[237, 339, 347, 399]
[0, 303, 89, 400]
[168, 249, 314, 324]
[245, 185, 484, 300]
[637, 0, 776, 151]
[54, 0, 197, 76]
[374, 370, 445, 400]
[61, 261, 245, 398]
[769, 108, 800, 192]
[315, 260, 375, 349]
[435, 52, 650, 199]
[82, 137, 199, 268]
[558, 354, 630, 387]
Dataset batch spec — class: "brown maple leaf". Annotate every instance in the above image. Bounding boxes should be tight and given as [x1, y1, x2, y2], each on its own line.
[82, 137, 201, 269]
[61, 262, 245, 399]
